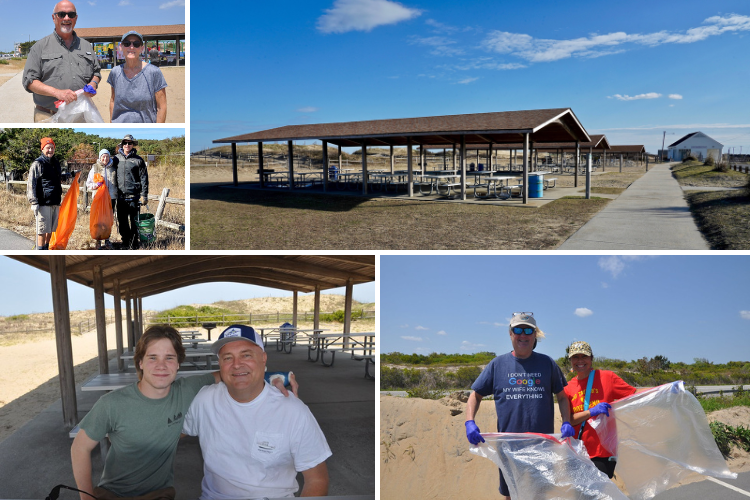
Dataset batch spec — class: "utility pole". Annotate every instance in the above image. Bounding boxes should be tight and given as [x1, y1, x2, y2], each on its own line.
[661, 131, 666, 162]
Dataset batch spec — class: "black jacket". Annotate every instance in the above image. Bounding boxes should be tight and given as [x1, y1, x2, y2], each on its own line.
[27, 154, 62, 206]
[116, 148, 148, 200]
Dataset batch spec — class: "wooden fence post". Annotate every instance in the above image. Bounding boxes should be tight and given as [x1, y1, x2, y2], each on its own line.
[155, 188, 170, 221]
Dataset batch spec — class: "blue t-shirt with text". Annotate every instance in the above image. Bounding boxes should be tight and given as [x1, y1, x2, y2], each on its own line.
[471, 351, 567, 434]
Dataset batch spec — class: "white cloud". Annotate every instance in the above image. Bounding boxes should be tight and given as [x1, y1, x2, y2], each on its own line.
[494, 322, 505, 327]
[481, 14, 750, 64]
[118, 0, 131, 5]
[436, 330, 447, 336]
[409, 35, 464, 56]
[740, 311, 750, 320]
[460, 340, 486, 351]
[401, 335, 423, 341]
[609, 92, 662, 101]
[457, 77, 479, 84]
[317, 0, 422, 34]
[575, 307, 594, 318]
[399, 323, 409, 328]
[88, 1, 96, 5]
[669, 94, 683, 100]
[601, 282, 609, 288]
[598, 256, 625, 278]
[415, 325, 428, 330]
[159, 0, 184, 8]
[296, 106, 319, 113]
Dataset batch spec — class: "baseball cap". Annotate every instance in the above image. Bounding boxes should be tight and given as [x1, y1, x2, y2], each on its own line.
[212, 325, 264, 355]
[509, 312, 537, 329]
[121, 31, 144, 44]
[122, 134, 138, 145]
[568, 341, 593, 358]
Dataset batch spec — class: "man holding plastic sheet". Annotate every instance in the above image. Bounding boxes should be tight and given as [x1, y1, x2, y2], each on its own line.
[464, 312, 573, 500]
[27, 137, 62, 250]
[116, 134, 148, 249]
[183, 325, 331, 499]
[22, 1, 101, 122]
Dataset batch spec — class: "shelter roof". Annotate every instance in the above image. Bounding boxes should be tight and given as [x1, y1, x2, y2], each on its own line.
[668, 132, 699, 148]
[421, 134, 610, 151]
[214, 108, 590, 148]
[608, 145, 646, 153]
[9, 255, 374, 297]
[75, 25, 185, 40]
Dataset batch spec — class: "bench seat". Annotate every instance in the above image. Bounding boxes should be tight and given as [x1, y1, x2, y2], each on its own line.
[544, 177, 557, 189]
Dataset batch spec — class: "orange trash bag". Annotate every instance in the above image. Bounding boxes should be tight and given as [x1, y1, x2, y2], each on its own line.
[90, 173, 113, 240]
[49, 171, 81, 250]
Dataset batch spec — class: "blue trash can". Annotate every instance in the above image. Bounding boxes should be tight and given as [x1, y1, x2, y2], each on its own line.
[528, 175, 543, 198]
[328, 165, 339, 181]
[478, 163, 484, 171]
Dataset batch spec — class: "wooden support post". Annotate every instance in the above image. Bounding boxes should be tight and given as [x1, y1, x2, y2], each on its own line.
[231, 143, 238, 187]
[575, 142, 580, 188]
[258, 142, 265, 188]
[443, 148, 446, 170]
[313, 285, 321, 331]
[619, 154, 623, 173]
[155, 188, 170, 221]
[292, 291, 298, 327]
[488, 143, 493, 171]
[523, 133, 529, 204]
[343, 279, 353, 348]
[407, 139, 414, 197]
[322, 141, 329, 192]
[287, 140, 295, 191]
[93, 265, 109, 375]
[361, 141, 368, 195]
[452, 144, 456, 170]
[390, 145, 394, 174]
[460, 134, 467, 201]
[586, 148, 592, 200]
[114, 279, 124, 372]
[50, 256, 77, 428]
[125, 292, 133, 351]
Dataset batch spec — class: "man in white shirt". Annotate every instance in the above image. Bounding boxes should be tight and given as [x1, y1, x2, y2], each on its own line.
[183, 325, 331, 499]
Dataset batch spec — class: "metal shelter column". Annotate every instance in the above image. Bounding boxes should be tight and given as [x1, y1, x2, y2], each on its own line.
[460, 134, 467, 201]
[50, 256, 77, 428]
[287, 141, 295, 191]
[231, 143, 238, 187]
[322, 141, 328, 192]
[258, 142, 265, 188]
[522, 133, 529, 204]
[361, 141, 368, 195]
[390, 145, 394, 174]
[586, 147, 592, 200]
[407, 139, 414, 197]
[575, 141, 580, 188]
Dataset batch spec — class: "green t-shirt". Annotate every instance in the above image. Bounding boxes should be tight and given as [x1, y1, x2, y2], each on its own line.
[79, 373, 215, 497]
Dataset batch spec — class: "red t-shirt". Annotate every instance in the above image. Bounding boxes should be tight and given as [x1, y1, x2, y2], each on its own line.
[564, 370, 636, 457]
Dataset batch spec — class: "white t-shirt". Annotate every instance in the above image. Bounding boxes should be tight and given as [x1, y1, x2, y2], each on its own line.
[182, 381, 332, 500]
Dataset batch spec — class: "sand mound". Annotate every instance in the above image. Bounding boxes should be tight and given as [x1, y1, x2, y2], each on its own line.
[380, 395, 750, 500]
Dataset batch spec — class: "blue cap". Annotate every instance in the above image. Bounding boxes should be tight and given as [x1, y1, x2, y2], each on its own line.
[120, 31, 144, 43]
[212, 325, 264, 355]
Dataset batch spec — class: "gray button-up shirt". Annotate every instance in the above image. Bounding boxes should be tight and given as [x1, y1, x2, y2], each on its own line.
[22, 30, 101, 110]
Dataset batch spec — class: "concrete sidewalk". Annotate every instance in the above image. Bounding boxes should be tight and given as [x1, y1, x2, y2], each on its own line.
[0, 227, 33, 250]
[0, 71, 34, 123]
[558, 163, 709, 250]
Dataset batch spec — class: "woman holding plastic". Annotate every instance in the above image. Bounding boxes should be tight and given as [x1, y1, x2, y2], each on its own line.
[85, 149, 118, 249]
[564, 341, 644, 479]
[107, 31, 167, 123]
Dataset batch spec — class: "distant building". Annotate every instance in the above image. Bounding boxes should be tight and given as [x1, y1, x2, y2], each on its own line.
[667, 132, 723, 161]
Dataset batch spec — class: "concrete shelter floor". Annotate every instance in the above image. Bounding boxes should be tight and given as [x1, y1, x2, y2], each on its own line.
[0, 344, 375, 500]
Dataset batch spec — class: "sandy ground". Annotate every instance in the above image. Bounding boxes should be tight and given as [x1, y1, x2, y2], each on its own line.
[380, 394, 750, 499]
[0, 322, 120, 444]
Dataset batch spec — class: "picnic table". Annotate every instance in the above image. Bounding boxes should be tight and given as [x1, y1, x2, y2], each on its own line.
[307, 332, 375, 379]
[419, 174, 462, 197]
[182, 338, 209, 349]
[82, 371, 215, 391]
[258, 327, 327, 354]
[120, 349, 217, 370]
[481, 175, 517, 199]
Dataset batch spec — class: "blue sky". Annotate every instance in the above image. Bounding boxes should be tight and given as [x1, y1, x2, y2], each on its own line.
[381, 255, 750, 364]
[1, 0, 185, 53]
[72, 128, 185, 141]
[0, 257, 375, 316]
[191, 0, 750, 155]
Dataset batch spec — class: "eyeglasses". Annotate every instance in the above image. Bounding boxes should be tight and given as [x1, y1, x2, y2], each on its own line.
[122, 141, 134, 146]
[121, 40, 143, 48]
[54, 11, 77, 18]
[512, 327, 535, 335]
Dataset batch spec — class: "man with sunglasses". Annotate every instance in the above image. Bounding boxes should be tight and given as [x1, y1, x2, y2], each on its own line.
[116, 134, 148, 249]
[464, 312, 573, 500]
[22, 1, 101, 122]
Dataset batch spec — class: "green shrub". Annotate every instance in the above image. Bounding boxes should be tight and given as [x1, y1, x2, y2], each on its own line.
[710, 421, 750, 456]
[152, 305, 236, 327]
[6, 314, 29, 321]
[684, 155, 697, 162]
[406, 384, 443, 400]
[0, 60, 9, 65]
[319, 309, 364, 323]
[704, 156, 715, 166]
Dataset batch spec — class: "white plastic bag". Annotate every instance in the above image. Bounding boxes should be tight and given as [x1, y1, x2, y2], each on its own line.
[470, 433, 628, 500]
[589, 381, 737, 500]
[48, 92, 104, 123]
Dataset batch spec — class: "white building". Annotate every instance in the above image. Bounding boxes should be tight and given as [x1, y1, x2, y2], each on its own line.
[668, 132, 723, 161]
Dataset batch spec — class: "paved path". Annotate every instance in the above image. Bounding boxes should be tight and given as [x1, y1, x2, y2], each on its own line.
[558, 163, 709, 250]
[0, 71, 33, 123]
[0, 227, 33, 250]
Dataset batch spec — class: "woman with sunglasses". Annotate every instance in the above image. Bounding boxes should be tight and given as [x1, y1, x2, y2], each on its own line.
[564, 341, 646, 480]
[107, 31, 167, 123]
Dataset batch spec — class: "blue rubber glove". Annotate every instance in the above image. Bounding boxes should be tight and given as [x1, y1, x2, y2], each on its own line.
[83, 84, 97, 95]
[465, 420, 485, 445]
[589, 402, 611, 418]
[561, 421, 575, 438]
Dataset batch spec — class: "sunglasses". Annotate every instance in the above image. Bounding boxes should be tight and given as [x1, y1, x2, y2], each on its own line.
[122, 141, 134, 146]
[121, 40, 143, 48]
[54, 11, 77, 18]
[512, 327, 535, 335]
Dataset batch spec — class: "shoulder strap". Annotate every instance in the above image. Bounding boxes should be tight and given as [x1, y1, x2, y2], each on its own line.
[578, 370, 596, 439]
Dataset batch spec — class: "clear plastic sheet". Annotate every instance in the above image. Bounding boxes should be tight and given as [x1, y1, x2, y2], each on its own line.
[470, 433, 628, 500]
[589, 381, 737, 500]
[45, 92, 104, 123]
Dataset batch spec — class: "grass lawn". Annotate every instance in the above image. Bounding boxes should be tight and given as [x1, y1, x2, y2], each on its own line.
[190, 183, 610, 250]
[670, 160, 750, 249]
